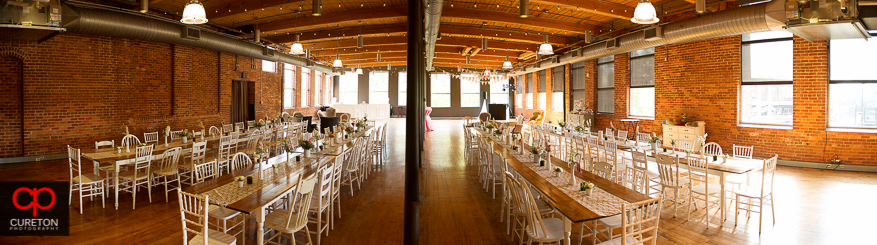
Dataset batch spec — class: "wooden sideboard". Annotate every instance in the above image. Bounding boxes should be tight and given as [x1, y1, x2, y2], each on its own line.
[662, 121, 706, 152]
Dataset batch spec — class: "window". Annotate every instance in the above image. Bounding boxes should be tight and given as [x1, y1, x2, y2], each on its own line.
[526, 74, 533, 109]
[571, 62, 586, 109]
[552, 67, 564, 111]
[301, 68, 310, 107]
[537, 70, 546, 109]
[339, 73, 359, 104]
[741, 31, 793, 126]
[828, 36, 877, 129]
[490, 79, 509, 104]
[315, 71, 322, 107]
[461, 74, 481, 107]
[262, 60, 276, 73]
[283, 63, 296, 108]
[398, 72, 407, 106]
[629, 48, 655, 118]
[515, 75, 522, 108]
[369, 72, 390, 104]
[431, 73, 451, 107]
[324, 75, 332, 105]
[597, 55, 615, 113]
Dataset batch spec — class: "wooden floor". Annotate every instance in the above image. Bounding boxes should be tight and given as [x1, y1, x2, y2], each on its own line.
[1, 118, 875, 244]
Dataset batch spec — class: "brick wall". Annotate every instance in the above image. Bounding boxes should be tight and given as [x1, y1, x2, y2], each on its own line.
[515, 35, 877, 165]
[0, 33, 324, 158]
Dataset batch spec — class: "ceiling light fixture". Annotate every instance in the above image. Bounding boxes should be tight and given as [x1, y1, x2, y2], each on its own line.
[631, 0, 659, 24]
[502, 39, 512, 69]
[537, 35, 553, 55]
[519, 0, 528, 18]
[313, 0, 322, 16]
[181, 0, 208, 24]
[333, 39, 342, 67]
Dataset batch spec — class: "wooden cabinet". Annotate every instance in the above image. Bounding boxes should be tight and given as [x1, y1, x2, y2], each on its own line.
[662, 121, 705, 152]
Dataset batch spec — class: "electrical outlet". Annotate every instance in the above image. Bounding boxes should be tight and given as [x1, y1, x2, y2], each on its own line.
[825, 164, 832, 168]
[35, 157, 41, 161]
[839, 165, 845, 169]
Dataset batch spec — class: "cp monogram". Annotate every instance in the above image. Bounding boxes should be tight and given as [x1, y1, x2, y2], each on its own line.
[13, 187, 56, 217]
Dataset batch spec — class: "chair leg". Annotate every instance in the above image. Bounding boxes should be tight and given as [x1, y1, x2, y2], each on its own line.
[734, 195, 740, 226]
[79, 184, 84, 214]
[164, 175, 169, 202]
[132, 180, 137, 210]
[101, 182, 106, 209]
[770, 193, 775, 224]
[148, 179, 152, 203]
[758, 197, 764, 234]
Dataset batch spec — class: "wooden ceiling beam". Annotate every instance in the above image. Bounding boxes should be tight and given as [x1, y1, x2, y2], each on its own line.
[266, 24, 577, 45]
[529, 0, 633, 20]
[204, 0, 307, 20]
[237, 7, 408, 34]
[441, 7, 595, 34]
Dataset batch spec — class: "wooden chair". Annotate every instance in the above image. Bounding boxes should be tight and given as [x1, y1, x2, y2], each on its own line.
[636, 132, 652, 147]
[521, 175, 565, 245]
[170, 130, 183, 142]
[179, 141, 208, 185]
[230, 152, 253, 172]
[507, 172, 555, 244]
[247, 120, 255, 129]
[263, 173, 316, 245]
[676, 139, 697, 152]
[733, 144, 754, 159]
[222, 124, 233, 135]
[686, 154, 722, 225]
[631, 149, 661, 197]
[341, 138, 362, 196]
[595, 196, 664, 245]
[339, 113, 350, 123]
[655, 153, 690, 217]
[212, 136, 234, 175]
[177, 191, 236, 245]
[616, 130, 629, 141]
[193, 160, 217, 184]
[208, 126, 222, 137]
[602, 140, 626, 183]
[330, 154, 345, 230]
[234, 122, 245, 132]
[478, 112, 492, 123]
[593, 161, 614, 181]
[308, 163, 335, 245]
[121, 134, 141, 152]
[143, 132, 159, 144]
[68, 146, 106, 214]
[192, 129, 204, 139]
[702, 142, 723, 156]
[734, 155, 778, 234]
[151, 147, 182, 202]
[95, 140, 118, 190]
[594, 167, 648, 244]
[118, 145, 153, 209]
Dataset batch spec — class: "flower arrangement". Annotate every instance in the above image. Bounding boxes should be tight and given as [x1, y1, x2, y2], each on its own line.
[529, 146, 542, 156]
[254, 142, 267, 158]
[299, 139, 315, 150]
[199, 121, 205, 130]
[279, 137, 296, 154]
[670, 140, 677, 148]
[254, 121, 265, 129]
[485, 123, 495, 130]
[580, 181, 595, 192]
[138, 143, 146, 147]
[235, 176, 246, 187]
[329, 133, 336, 138]
[557, 120, 567, 128]
[553, 167, 563, 173]
[345, 126, 355, 135]
[575, 126, 584, 133]
[649, 135, 663, 144]
[176, 129, 190, 138]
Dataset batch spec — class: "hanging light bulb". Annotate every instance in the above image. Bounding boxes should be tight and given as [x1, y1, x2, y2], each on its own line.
[290, 36, 305, 55]
[333, 54, 343, 67]
[356, 65, 364, 74]
[502, 56, 513, 69]
[181, 0, 208, 24]
[537, 35, 553, 55]
[631, 0, 659, 24]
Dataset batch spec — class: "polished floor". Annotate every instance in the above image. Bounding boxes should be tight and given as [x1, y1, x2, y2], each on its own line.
[0, 118, 875, 244]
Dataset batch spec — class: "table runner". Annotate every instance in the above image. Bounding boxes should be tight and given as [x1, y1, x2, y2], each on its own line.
[208, 155, 328, 206]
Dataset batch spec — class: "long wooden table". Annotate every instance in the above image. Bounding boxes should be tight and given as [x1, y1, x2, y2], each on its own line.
[472, 127, 650, 244]
[182, 126, 372, 245]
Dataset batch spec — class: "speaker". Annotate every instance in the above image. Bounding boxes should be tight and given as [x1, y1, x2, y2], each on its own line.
[488, 104, 507, 120]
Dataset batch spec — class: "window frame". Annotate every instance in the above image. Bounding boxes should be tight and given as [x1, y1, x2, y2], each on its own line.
[571, 61, 586, 110]
[283, 63, 296, 109]
[489, 80, 509, 105]
[629, 48, 656, 119]
[739, 33, 794, 127]
[596, 56, 615, 114]
[369, 72, 390, 104]
[315, 71, 322, 107]
[262, 60, 276, 73]
[460, 74, 481, 108]
[301, 68, 311, 108]
[430, 73, 452, 108]
[339, 73, 359, 105]
[827, 34, 877, 131]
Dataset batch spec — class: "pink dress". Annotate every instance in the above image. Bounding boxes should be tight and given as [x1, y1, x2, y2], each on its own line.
[425, 107, 435, 132]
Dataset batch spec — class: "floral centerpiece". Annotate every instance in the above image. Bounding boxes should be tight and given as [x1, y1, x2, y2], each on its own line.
[176, 129, 190, 144]
[553, 167, 563, 177]
[580, 181, 595, 196]
[530, 146, 543, 165]
[235, 176, 246, 188]
[299, 139, 315, 158]
[199, 121, 205, 140]
[345, 126, 355, 137]
[722, 154, 729, 163]
[575, 125, 585, 133]
[254, 121, 265, 130]
[557, 121, 567, 132]
[649, 133, 663, 152]
[115, 146, 123, 154]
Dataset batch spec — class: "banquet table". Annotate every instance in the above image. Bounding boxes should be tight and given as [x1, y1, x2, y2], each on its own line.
[472, 127, 650, 244]
[182, 126, 373, 245]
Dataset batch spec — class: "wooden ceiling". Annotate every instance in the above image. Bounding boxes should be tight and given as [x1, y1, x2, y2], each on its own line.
[146, 0, 700, 69]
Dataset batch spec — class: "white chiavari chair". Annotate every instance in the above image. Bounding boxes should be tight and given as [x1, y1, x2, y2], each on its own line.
[488, 151, 507, 200]
[373, 125, 386, 166]
[702, 142, 723, 156]
[68, 146, 106, 214]
[222, 124, 233, 135]
[151, 147, 182, 202]
[595, 196, 664, 245]
[209, 196, 245, 244]
[655, 153, 691, 217]
[193, 159, 217, 184]
[686, 154, 722, 224]
[209, 126, 222, 137]
[603, 140, 626, 183]
[733, 144, 754, 159]
[616, 130, 629, 142]
[594, 166, 648, 244]
[631, 149, 661, 197]
[676, 139, 697, 152]
[177, 191, 236, 245]
[308, 163, 334, 245]
[264, 174, 315, 245]
[212, 136, 234, 176]
[341, 138, 362, 196]
[506, 172, 556, 243]
[118, 145, 153, 209]
[734, 155, 778, 234]
[636, 132, 652, 148]
[229, 132, 241, 152]
[521, 175, 565, 245]
[143, 132, 159, 144]
[179, 141, 207, 185]
[95, 140, 118, 190]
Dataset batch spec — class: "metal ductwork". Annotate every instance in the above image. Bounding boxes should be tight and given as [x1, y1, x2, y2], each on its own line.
[424, 0, 443, 70]
[61, 4, 337, 75]
[513, 0, 785, 75]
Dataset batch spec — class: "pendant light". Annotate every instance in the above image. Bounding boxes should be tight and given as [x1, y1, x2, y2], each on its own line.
[356, 64, 363, 74]
[631, 0, 659, 24]
[332, 38, 342, 68]
[290, 12, 305, 55]
[181, 0, 207, 24]
[502, 39, 513, 69]
[537, 35, 553, 55]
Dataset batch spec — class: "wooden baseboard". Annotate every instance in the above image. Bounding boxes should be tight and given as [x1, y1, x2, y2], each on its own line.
[778, 159, 877, 173]
[0, 153, 66, 164]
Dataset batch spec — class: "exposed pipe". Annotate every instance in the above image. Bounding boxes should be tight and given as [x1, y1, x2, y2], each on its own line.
[61, 4, 338, 75]
[425, 0, 444, 70]
[860, 0, 877, 5]
[512, 0, 786, 75]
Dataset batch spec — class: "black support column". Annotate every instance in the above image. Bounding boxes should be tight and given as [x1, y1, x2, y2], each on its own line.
[404, 0, 423, 244]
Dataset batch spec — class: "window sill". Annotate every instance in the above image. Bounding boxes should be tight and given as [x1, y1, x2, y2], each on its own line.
[628, 116, 655, 121]
[737, 124, 792, 130]
[826, 127, 877, 133]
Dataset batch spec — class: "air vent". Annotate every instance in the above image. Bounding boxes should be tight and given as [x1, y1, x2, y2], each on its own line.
[644, 26, 663, 41]
[262, 47, 274, 57]
[551, 56, 560, 64]
[605, 38, 620, 50]
[534, 61, 540, 68]
[181, 26, 200, 40]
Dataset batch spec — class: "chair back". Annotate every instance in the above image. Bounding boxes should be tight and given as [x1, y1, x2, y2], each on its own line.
[208, 126, 221, 137]
[655, 154, 683, 188]
[157, 147, 183, 174]
[505, 172, 525, 215]
[68, 146, 82, 181]
[516, 115, 524, 125]
[631, 149, 649, 171]
[178, 191, 210, 245]
[247, 120, 255, 129]
[283, 174, 317, 229]
[636, 132, 651, 145]
[619, 196, 664, 245]
[677, 139, 696, 152]
[218, 136, 233, 162]
[144, 132, 159, 143]
[733, 144, 754, 159]
[478, 112, 491, 122]
[521, 175, 552, 240]
[194, 160, 217, 183]
[170, 130, 183, 141]
[624, 167, 648, 194]
[702, 142, 723, 156]
[235, 122, 245, 132]
[222, 124, 233, 134]
[687, 154, 710, 183]
[245, 133, 260, 154]
[760, 155, 779, 197]
[231, 152, 253, 171]
[95, 140, 114, 150]
[121, 134, 141, 150]
[602, 140, 619, 165]
[192, 129, 204, 138]
[331, 154, 344, 197]
[617, 130, 629, 141]
[133, 145, 154, 179]
[593, 161, 614, 180]
[190, 141, 208, 165]
[340, 113, 350, 123]
[317, 164, 334, 205]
